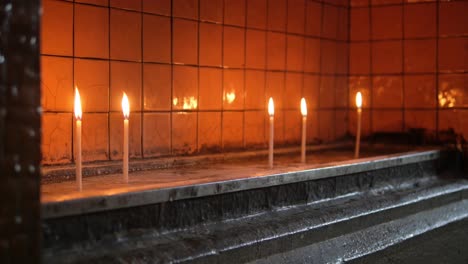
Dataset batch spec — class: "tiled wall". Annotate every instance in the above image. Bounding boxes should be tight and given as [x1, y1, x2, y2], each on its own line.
[41, 0, 349, 164]
[348, 0, 468, 139]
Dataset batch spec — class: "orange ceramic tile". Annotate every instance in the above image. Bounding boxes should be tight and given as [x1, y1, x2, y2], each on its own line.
[224, 0, 246, 26]
[404, 3, 436, 38]
[336, 42, 349, 75]
[172, 112, 198, 154]
[244, 111, 266, 147]
[286, 35, 304, 71]
[335, 110, 348, 139]
[222, 112, 244, 149]
[143, 0, 171, 15]
[223, 69, 245, 110]
[41, 56, 73, 112]
[348, 109, 371, 137]
[247, 0, 267, 29]
[372, 110, 403, 132]
[439, 1, 468, 37]
[42, 113, 72, 164]
[350, 8, 369, 41]
[283, 110, 301, 144]
[305, 1, 322, 37]
[109, 113, 142, 160]
[268, 0, 287, 31]
[372, 76, 403, 108]
[404, 39, 436, 73]
[173, 19, 198, 65]
[322, 5, 338, 39]
[303, 74, 320, 110]
[349, 43, 370, 74]
[110, 10, 141, 61]
[350, 43, 370, 75]
[173, 0, 199, 19]
[348, 76, 371, 108]
[199, 68, 222, 110]
[76, 0, 108, 6]
[371, 0, 402, 5]
[326, 0, 349, 6]
[438, 74, 468, 108]
[200, 0, 223, 23]
[284, 73, 302, 109]
[110, 61, 142, 112]
[336, 7, 350, 41]
[266, 32, 286, 70]
[41, 0, 73, 56]
[320, 40, 337, 74]
[79, 113, 109, 162]
[245, 70, 266, 110]
[143, 64, 172, 111]
[246, 29, 266, 69]
[198, 112, 222, 152]
[266, 71, 285, 110]
[304, 38, 320, 73]
[74, 4, 109, 58]
[110, 0, 141, 11]
[404, 110, 435, 131]
[223, 26, 245, 68]
[438, 38, 468, 72]
[74, 59, 109, 112]
[319, 76, 335, 108]
[307, 110, 319, 142]
[143, 15, 171, 63]
[172, 66, 198, 111]
[351, 0, 369, 7]
[335, 77, 348, 108]
[404, 75, 436, 108]
[287, 0, 305, 34]
[371, 6, 402, 40]
[143, 113, 171, 157]
[318, 110, 335, 142]
[372, 41, 402, 74]
[439, 109, 468, 139]
[199, 23, 222, 66]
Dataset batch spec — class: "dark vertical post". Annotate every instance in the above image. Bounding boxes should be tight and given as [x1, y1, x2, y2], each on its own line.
[0, 0, 41, 263]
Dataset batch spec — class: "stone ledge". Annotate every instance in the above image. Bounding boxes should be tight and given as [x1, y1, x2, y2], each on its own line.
[42, 149, 440, 219]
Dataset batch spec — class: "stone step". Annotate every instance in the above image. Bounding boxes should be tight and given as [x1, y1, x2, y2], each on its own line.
[41, 149, 468, 263]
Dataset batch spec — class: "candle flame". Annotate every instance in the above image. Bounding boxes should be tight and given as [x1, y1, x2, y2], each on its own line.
[122, 92, 130, 119]
[355, 92, 362, 109]
[300, 98, 307, 116]
[74, 87, 82, 120]
[268, 97, 274, 116]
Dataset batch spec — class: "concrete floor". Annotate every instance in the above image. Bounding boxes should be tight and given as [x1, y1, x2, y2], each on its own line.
[350, 218, 468, 264]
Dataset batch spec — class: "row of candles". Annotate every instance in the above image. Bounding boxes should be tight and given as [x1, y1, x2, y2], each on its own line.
[73, 88, 363, 191]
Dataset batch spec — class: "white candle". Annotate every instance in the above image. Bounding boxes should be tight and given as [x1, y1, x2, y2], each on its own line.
[122, 93, 130, 183]
[268, 97, 274, 168]
[74, 88, 82, 191]
[300, 98, 307, 163]
[355, 92, 362, 159]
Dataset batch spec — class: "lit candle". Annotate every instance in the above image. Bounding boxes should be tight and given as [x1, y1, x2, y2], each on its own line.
[268, 97, 274, 168]
[74, 88, 82, 191]
[300, 98, 307, 163]
[122, 92, 130, 183]
[355, 92, 362, 159]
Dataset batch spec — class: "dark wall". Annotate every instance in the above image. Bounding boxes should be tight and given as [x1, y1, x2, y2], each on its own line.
[0, 0, 41, 263]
